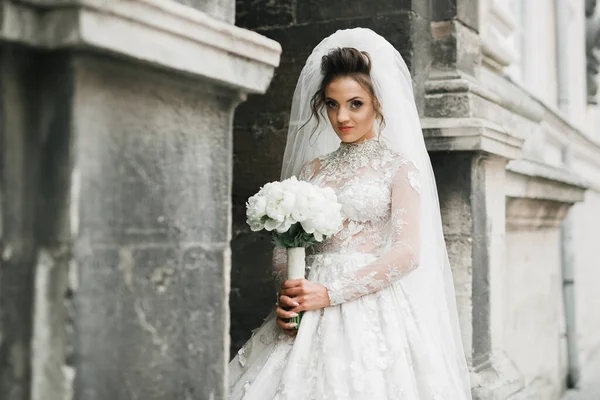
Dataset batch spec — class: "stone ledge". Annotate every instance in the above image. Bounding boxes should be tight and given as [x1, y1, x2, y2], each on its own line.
[506, 198, 572, 231]
[505, 159, 587, 231]
[480, 67, 600, 174]
[0, 0, 281, 94]
[426, 70, 545, 124]
[425, 69, 600, 178]
[422, 117, 524, 159]
[506, 159, 588, 203]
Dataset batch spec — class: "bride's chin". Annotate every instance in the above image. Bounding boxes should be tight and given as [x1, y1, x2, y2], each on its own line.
[336, 133, 360, 143]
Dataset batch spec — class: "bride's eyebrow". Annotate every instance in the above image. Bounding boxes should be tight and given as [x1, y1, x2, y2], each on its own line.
[345, 96, 363, 102]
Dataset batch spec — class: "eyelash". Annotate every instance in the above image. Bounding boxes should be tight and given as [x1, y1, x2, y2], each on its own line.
[325, 100, 363, 109]
[325, 100, 338, 109]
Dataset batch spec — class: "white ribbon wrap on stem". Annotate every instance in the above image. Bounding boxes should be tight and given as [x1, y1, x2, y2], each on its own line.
[287, 247, 306, 280]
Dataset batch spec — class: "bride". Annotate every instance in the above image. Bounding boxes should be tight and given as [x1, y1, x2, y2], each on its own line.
[229, 28, 472, 399]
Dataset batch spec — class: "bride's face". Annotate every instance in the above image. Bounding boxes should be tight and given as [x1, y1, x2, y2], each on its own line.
[324, 76, 377, 143]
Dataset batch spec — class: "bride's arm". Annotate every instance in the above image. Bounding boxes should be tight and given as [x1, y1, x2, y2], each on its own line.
[325, 161, 421, 305]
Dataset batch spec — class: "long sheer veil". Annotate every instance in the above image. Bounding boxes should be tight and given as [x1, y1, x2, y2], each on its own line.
[280, 28, 472, 397]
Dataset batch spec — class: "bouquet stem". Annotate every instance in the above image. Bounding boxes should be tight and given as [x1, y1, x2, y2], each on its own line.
[286, 247, 305, 328]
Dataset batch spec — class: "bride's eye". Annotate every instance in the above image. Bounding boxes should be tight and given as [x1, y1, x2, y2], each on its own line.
[325, 100, 338, 109]
[350, 100, 363, 109]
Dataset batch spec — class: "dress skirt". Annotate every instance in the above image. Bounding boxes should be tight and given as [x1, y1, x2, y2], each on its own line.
[228, 253, 459, 400]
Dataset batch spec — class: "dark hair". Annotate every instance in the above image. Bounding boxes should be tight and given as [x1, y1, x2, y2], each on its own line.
[301, 47, 384, 135]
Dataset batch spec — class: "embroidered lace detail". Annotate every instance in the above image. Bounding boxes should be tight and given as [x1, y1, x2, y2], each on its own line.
[279, 138, 422, 305]
[408, 169, 422, 193]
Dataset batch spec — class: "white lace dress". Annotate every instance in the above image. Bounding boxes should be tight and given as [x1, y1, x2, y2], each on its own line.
[229, 139, 458, 399]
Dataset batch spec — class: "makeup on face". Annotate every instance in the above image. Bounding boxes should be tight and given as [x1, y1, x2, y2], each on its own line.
[324, 77, 377, 143]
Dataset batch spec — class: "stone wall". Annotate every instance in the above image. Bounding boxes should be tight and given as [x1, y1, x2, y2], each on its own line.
[504, 229, 564, 399]
[573, 186, 600, 367]
[0, 1, 280, 399]
[72, 55, 237, 400]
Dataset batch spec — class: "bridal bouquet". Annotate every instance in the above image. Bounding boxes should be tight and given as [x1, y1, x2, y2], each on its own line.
[246, 176, 344, 327]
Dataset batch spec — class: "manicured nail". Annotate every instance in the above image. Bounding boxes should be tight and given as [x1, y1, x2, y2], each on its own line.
[290, 312, 298, 317]
[290, 323, 298, 328]
[292, 302, 299, 307]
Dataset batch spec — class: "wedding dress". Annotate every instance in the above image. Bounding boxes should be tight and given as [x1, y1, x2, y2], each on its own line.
[229, 27, 472, 400]
[229, 139, 468, 400]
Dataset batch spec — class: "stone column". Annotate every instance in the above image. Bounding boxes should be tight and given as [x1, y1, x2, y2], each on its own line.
[0, 1, 280, 399]
[424, 0, 535, 398]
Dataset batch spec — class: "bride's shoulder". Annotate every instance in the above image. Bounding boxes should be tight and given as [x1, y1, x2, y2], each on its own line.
[383, 150, 420, 178]
[382, 148, 414, 168]
[298, 157, 323, 181]
[384, 152, 422, 192]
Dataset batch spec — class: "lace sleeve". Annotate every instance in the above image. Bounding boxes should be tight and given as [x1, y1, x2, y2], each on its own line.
[297, 158, 320, 182]
[325, 162, 421, 305]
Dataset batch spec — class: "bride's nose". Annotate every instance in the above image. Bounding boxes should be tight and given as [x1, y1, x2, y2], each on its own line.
[336, 107, 351, 124]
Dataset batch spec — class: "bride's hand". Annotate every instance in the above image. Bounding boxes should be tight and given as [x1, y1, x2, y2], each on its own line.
[275, 302, 299, 337]
[280, 279, 331, 313]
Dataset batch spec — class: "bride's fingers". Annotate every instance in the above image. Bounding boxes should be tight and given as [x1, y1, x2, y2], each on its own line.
[279, 287, 304, 297]
[275, 317, 298, 330]
[278, 295, 300, 308]
[275, 306, 299, 320]
[281, 279, 304, 289]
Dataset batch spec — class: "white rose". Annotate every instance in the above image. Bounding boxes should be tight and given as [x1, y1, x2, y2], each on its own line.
[265, 187, 286, 222]
[246, 195, 267, 221]
[263, 218, 281, 231]
[276, 215, 296, 233]
[247, 218, 265, 232]
[291, 192, 310, 222]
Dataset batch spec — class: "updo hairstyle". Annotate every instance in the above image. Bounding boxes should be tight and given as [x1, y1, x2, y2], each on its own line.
[304, 47, 384, 133]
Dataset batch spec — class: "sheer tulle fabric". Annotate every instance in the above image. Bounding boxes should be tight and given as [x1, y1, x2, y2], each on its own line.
[229, 28, 472, 399]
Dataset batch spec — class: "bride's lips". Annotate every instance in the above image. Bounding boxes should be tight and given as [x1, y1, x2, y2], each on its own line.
[338, 126, 353, 132]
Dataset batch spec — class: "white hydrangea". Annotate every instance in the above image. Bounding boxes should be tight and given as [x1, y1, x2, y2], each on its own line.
[246, 176, 344, 245]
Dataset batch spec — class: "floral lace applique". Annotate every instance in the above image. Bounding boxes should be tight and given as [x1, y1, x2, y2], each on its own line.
[285, 138, 422, 305]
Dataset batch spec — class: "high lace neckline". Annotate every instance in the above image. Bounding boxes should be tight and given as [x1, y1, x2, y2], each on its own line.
[337, 137, 383, 154]
[317, 137, 392, 179]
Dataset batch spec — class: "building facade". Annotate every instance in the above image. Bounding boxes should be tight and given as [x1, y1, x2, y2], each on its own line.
[1, 0, 599, 399]
[231, 0, 600, 399]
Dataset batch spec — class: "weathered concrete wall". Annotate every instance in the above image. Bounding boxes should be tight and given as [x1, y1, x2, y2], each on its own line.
[431, 152, 475, 363]
[504, 229, 564, 400]
[0, 44, 41, 400]
[573, 188, 600, 366]
[71, 55, 236, 400]
[1, 0, 280, 398]
[231, 0, 434, 356]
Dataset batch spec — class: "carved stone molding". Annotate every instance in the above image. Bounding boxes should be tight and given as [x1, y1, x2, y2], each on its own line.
[505, 159, 587, 231]
[0, 0, 281, 94]
[480, 0, 518, 71]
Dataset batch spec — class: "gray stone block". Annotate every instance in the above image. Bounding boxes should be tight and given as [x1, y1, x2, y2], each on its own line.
[236, 0, 296, 29]
[73, 55, 233, 245]
[174, 0, 235, 24]
[75, 242, 230, 399]
[0, 44, 42, 400]
[295, 0, 412, 24]
[71, 55, 235, 399]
